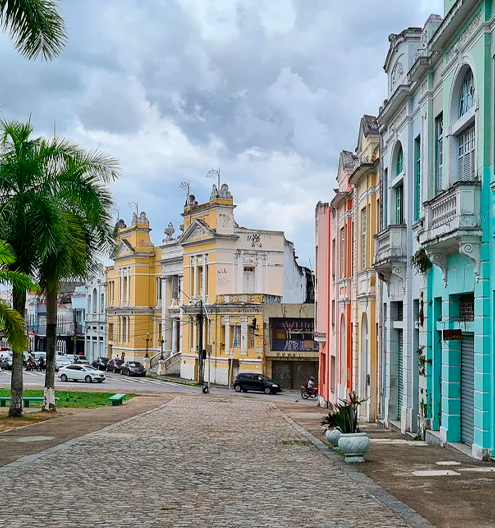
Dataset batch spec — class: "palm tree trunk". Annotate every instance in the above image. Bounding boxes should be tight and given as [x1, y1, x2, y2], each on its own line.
[43, 289, 58, 412]
[9, 289, 26, 417]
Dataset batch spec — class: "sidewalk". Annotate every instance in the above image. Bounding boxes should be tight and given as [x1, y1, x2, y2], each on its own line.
[0, 395, 172, 468]
[276, 401, 495, 528]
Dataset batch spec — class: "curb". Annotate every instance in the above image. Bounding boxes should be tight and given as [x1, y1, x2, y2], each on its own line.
[275, 406, 435, 528]
[0, 397, 177, 474]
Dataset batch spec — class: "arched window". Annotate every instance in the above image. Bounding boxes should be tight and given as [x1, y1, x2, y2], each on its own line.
[396, 145, 403, 175]
[459, 69, 475, 117]
[92, 288, 97, 313]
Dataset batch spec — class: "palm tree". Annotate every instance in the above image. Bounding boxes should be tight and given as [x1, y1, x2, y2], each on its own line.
[0, 241, 32, 354]
[0, 120, 120, 415]
[0, 0, 67, 60]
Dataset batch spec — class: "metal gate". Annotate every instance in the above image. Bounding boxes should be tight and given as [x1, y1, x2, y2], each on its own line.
[461, 334, 475, 445]
[272, 361, 318, 390]
[397, 329, 403, 420]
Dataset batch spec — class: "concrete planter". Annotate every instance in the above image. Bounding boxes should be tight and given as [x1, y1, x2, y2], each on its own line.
[338, 432, 370, 463]
[325, 428, 342, 448]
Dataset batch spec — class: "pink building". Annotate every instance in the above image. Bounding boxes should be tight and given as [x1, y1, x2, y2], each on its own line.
[315, 151, 357, 408]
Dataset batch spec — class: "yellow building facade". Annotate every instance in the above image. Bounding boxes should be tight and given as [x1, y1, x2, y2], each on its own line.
[349, 116, 380, 421]
[179, 184, 309, 385]
[106, 212, 163, 360]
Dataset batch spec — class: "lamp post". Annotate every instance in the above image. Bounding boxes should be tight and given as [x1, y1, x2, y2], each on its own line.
[160, 337, 164, 360]
[144, 332, 150, 358]
[228, 321, 241, 390]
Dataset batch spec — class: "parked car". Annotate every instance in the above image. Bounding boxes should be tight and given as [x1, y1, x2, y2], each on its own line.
[33, 351, 46, 361]
[58, 365, 105, 383]
[120, 361, 146, 377]
[55, 356, 72, 372]
[106, 359, 124, 373]
[0, 350, 11, 369]
[92, 357, 109, 371]
[233, 373, 282, 394]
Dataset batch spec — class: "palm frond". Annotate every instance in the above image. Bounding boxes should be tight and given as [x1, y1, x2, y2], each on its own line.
[0, 0, 67, 60]
[0, 298, 26, 353]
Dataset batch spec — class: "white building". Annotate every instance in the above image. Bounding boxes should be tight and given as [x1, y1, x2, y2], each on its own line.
[85, 270, 107, 363]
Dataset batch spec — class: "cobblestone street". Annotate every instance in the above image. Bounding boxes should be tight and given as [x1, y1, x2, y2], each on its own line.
[0, 396, 422, 527]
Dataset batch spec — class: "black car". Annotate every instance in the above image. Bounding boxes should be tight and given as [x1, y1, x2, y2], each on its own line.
[233, 373, 282, 394]
[92, 357, 109, 371]
[120, 361, 146, 377]
[106, 359, 124, 373]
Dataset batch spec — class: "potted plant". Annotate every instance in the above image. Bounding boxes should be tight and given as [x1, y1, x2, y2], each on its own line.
[337, 392, 370, 463]
[321, 410, 342, 448]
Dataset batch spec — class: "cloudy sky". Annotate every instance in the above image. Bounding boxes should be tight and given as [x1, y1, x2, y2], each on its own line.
[0, 0, 443, 265]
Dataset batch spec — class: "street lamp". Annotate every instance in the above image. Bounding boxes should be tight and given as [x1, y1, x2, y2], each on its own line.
[160, 337, 164, 360]
[144, 332, 150, 358]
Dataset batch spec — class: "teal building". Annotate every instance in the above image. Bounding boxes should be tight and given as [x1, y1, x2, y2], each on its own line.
[376, 0, 495, 459]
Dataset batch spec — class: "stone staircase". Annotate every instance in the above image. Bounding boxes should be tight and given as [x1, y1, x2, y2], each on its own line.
[148, 351, 181, 376]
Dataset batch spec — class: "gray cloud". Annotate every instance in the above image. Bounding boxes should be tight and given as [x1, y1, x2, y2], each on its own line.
[0, 0, 443, 263]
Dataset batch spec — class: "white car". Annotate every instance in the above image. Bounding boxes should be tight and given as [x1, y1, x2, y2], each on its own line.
[55, 356, 72, 371]
[58, 365, 105, 383]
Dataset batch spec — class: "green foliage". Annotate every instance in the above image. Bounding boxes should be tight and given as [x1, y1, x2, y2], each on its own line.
[0, 0, 67, 60]
[410, 248, 432, 275]
[335, 391, 368, 434]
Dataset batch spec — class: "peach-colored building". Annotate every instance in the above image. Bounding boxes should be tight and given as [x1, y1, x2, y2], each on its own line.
[316, 151, 357, 407]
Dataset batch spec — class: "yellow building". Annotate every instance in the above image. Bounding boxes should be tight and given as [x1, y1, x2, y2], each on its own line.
[349, 115, 380, 421]
[106, 212, 162, 360]
[179, 183, 310, 385]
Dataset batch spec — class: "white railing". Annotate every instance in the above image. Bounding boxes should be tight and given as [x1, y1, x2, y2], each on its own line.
[374, 225, 407, 267]
[424, 182, 481, 235]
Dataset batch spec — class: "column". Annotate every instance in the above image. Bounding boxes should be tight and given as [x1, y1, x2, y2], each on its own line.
[193, 319, 197, 350]
[119, 269, 123, 305]
[241, 317, 248, 355]
[163, 277, 171, 352]
[225, 317, 230, 355]
[237, 251, 244, 293]
[172, 319, 178, 354]
[118, 316, 122, 344]
[256, 256, 263, 293]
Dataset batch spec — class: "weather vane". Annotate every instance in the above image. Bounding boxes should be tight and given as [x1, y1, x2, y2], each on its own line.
[207, 167, 221, 190]
[180, 181, 190, 197]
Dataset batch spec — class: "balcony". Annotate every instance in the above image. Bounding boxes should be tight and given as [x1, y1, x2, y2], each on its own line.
[356, 270, 377, 306]
[373, 225, 407, 271]
[419, 181, 481, 284]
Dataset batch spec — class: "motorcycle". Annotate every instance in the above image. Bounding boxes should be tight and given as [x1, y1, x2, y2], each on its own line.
[301, 385, 318, 400]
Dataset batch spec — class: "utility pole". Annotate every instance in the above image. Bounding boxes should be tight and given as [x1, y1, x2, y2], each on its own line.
[197, 300, 204, 385]
[144, 332, 150, 358]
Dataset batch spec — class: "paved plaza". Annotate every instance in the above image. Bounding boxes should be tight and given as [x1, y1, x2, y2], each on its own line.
[0, 396, 423, 527]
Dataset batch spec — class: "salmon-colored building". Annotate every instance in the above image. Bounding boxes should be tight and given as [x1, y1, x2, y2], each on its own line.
[316, 151, 357, 407]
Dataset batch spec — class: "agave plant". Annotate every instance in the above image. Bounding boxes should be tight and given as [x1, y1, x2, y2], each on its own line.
[336, 392, 368, 434]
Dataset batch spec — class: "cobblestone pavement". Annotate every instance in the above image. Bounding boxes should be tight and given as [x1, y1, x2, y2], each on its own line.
[0, 396, 418, 527]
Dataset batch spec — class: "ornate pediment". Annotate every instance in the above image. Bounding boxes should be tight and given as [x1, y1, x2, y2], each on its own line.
[180, 220, 215, 245]
[116, 239, 134, 257]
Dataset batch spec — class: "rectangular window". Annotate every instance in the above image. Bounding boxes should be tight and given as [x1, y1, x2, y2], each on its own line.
[331, 239, 336, 279]
[172, 275, 180, 299]
[243, 267, 255, 293]
[361, 207, 367, 270]
[109, 323, 114, 341]
[156, 277, 162, 302]
[249, 326, 255, 349]
[331, 299, 335, 327]
[395, 184, 404, 224]
[414, 135, 421, 220]
[435, 114, 443, 192]
[458, 125, 475, 181]
[233, 325, 241, 348]
[340, 227, 346, 278]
